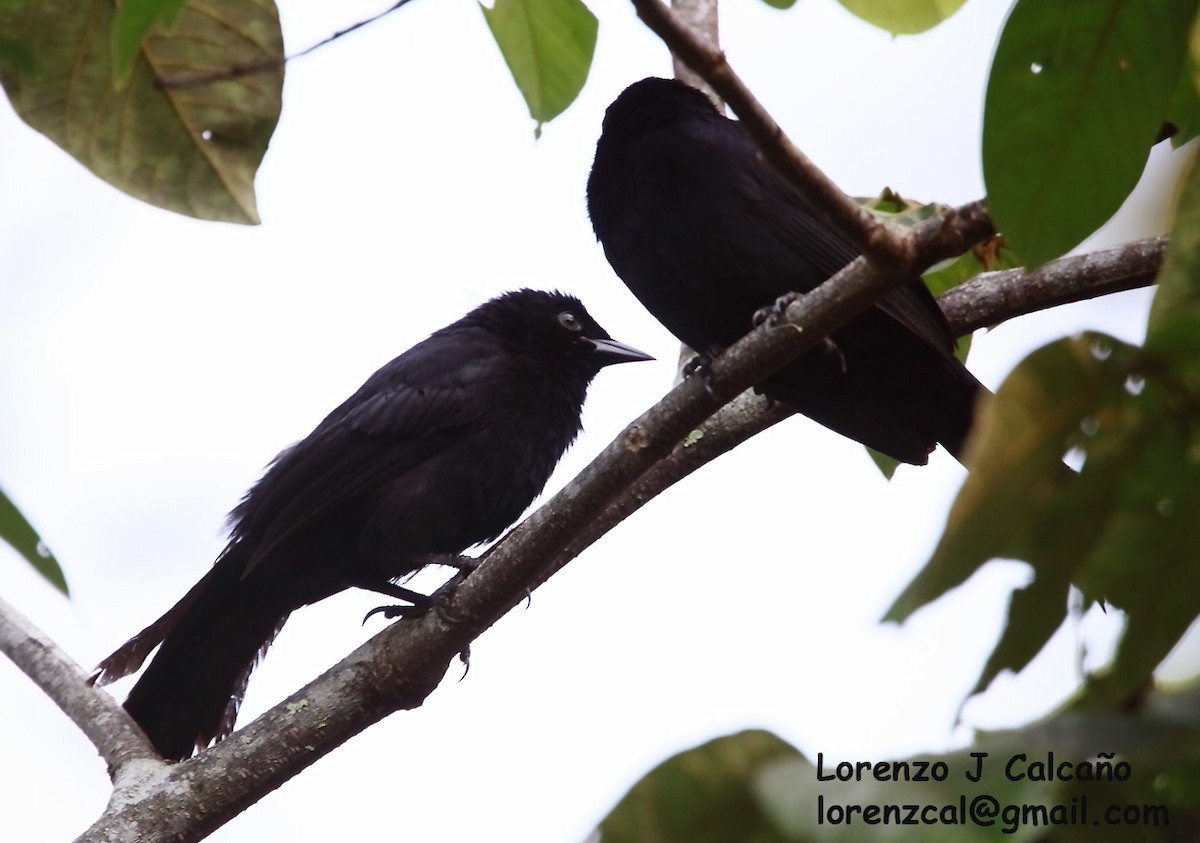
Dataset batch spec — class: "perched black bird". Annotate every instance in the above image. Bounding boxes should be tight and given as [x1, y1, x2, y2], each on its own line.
[93, 290, 650, 760]
[587, 77, 983, 464]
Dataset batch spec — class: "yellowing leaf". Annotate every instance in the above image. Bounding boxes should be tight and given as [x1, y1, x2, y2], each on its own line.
[0, 0, 283, 223]
[837, 0, 966, 35]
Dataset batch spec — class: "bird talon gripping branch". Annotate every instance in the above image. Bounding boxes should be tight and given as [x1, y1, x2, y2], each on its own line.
[751, 292, 802, 330]
[362, 602, 426, 624]
[681, 352, 718, 396]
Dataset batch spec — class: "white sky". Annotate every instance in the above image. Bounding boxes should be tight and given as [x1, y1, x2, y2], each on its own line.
[1, 0, 1193, 840]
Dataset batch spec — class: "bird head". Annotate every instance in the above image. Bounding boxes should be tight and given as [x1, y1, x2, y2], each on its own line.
[476, 289, 652, 372]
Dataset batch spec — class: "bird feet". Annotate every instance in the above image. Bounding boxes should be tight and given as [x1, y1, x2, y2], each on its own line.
[820, 337, 848, 374]
[361, 569, 475, 676]
[752, 292, 803, 329]
[362, 600, 425, 623]
[361, 559, 476, 625]
[682, 352, 717, 396]
[751, 294, 847, 373]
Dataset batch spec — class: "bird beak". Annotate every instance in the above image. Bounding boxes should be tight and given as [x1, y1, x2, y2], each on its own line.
[584, 337, 654, 365]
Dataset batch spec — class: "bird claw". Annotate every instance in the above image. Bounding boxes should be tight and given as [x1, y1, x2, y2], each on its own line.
[682, 353, 716, 396]
[752, 293, 802, 329]
[820, 337, 848, 374]
[750, 294, 844, 372]
[363, 565, 475, 626]
[361, 594, 473, 678]
[362, 600, 428, 624]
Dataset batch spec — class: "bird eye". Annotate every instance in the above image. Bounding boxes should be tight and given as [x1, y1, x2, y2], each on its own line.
[558, 311, 583, 332]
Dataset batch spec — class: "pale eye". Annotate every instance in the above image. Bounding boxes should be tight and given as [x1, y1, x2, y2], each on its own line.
[558, 311, 583, 332]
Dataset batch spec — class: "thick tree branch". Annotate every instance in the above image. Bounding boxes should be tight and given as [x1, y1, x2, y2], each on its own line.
[0, 594, 158, 770]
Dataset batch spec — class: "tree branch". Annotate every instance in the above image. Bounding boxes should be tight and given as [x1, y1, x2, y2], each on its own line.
[670, 0, 721, 103]
[941, 236, 1165, 334]
[0, 594, 158, 770]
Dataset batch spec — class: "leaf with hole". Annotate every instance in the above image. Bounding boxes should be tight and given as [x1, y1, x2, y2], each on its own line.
[982, 0, 1193, 264]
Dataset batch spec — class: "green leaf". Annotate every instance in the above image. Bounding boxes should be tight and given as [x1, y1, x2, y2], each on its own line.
[836, 0, 967, 35]
[893, 289, 1200, 708]
[0, 486, 66, 595]
[886, 335, 1122, 627]
[1148, 149, 1200, 347]
[885, 334, 1142, 697]
[0, 0, 283, 224]
[111, 0, 188, 83]
[480, 0, 596, 136]
[1165, 50, 1200, 147]
[0, 32, 31, 72]
[1191, 1, 1200, 99]
[982, 0, 1194, 265]
[594, 730, 800, 843]
[758, 0, 797, 9]
[867, 449, 900, 479]
[1059, 149, 1200, 709]
[1073, 399, 1200, 709]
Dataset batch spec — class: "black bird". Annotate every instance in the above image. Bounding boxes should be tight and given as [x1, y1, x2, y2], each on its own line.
[587, 77, 983, 464]
[92, 290, 650, 760]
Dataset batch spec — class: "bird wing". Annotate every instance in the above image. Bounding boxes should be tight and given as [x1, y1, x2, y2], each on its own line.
[233, 331, 499, 575]
[729, 127, 957, 355]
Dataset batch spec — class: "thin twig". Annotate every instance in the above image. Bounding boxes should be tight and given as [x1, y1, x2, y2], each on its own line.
[160, 0, 419, 88]
[941, 237, 1165, 334]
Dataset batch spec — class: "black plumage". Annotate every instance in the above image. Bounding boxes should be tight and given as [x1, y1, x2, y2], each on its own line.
[93, 289, 650, 759]
[587, 77, 982, 464]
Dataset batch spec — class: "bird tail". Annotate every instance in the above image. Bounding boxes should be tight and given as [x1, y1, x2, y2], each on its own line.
[92, 548, 290, 760]
[935, 367, 985, 463]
